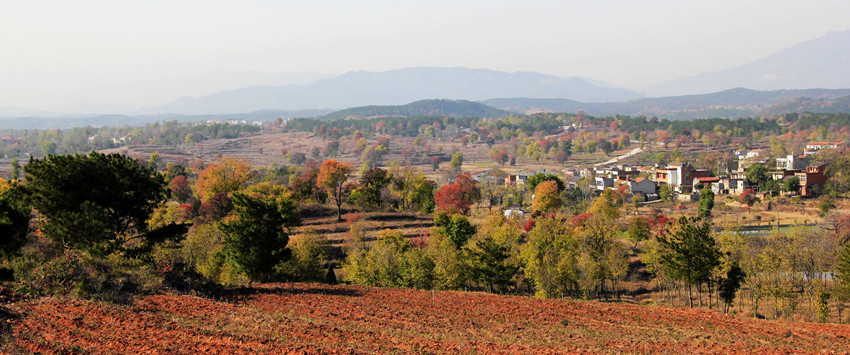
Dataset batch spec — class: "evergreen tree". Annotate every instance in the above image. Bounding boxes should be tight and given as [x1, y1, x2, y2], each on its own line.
[698, 187, 715, 219]
[24, 152, 170, 256]
[220, 193, 298, 282]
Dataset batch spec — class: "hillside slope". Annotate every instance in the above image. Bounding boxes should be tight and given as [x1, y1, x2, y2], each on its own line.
[5, 283, 850, 353]
[484, 88, 850, 119]
[317, 99, 509, 120]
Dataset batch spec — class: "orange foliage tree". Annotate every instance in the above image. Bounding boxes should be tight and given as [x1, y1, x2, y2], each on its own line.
[317, 159, 353, 221]
[194, 157, 255, 202]
[532, 180, 562, 212]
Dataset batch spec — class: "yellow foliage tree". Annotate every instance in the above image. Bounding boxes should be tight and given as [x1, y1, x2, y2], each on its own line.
[194, 157, 255, 202]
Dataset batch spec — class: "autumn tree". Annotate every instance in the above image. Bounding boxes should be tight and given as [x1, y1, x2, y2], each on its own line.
[520, 216, 579, 298]
[449, 152, 463, 172]
[493, 151, 509, 166]
[317, 159, 353, 221]
[170, 175, 193, 203]
[532, 180, 562, 212]
[430, 156, 440, 171]
[291, 165, 326, 203]
[478, 169, 506, 212]
[740, 188, 757, 206]
[434, 173, 480, 215]
[194, 157, 255, 202]
[627, 216, 651, 249]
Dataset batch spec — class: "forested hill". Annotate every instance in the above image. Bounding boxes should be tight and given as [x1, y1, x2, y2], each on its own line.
[317, 99, 510, 120]
[482, 88, 850, 119]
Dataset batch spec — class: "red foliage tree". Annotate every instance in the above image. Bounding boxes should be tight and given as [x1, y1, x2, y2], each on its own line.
[571, 212, 593, 228]
[523, 219, 535, 232]
[494, 151, 509, 166]
[647, 213, 672, 238]
[170, 175, 193, 203]
[740, 188, 757, 206]
[435, 183, 470, 215]
[198, 192, 232, 220]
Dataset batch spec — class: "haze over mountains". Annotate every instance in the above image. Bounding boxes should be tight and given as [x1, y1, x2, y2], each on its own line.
[146, 68, 642, 115]
[2, 30, 850, 128]
[647, 30, 850, 96]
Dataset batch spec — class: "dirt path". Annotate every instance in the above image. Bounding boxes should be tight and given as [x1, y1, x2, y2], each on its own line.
[595, 147, 643, 167]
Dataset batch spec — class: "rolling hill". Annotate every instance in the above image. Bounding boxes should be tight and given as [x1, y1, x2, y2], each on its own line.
[317, 99, 510, 120]
[483, 88, 850, 119]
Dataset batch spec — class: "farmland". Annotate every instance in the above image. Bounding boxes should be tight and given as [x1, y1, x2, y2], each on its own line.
[4, 283, 850, 353]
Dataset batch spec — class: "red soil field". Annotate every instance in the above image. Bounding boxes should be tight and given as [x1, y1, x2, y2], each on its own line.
[4, 283, 850, 353]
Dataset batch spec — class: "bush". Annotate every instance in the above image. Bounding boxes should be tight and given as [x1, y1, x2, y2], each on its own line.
[275, 231, 329, 282]
[12, 235, 161, 303]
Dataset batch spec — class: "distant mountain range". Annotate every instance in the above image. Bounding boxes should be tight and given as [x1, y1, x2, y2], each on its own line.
[482, 88, 850, 119]
[146, 67, 642, 115]
[6, 89, 850, 129]
[648, 31, 850, 96]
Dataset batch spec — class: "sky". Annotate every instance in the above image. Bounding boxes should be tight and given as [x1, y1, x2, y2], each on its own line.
[2, 0, 850, 113]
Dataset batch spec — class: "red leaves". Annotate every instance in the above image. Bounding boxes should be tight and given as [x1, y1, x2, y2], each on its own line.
[435, 183, 470, 215]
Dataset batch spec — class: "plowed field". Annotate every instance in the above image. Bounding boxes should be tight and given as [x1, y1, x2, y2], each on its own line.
[5, 283, 850, 353]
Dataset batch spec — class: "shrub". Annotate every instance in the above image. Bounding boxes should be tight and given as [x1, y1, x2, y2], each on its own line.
[13, 235, 161, 303]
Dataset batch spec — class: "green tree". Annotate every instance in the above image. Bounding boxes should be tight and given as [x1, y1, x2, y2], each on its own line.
[9, 158, 20, 181]
[657, 217, 721, 307]
[148, 151, 161, 171]
[449, 152, 463, 172]
[433, 212, 476, 248]
[275, 231, 328, 282]
[357, 167, 389, 209]
[745, 163, 768, 188]
[659, 184, 673, 202]
[0, 180, 30, 259]
[526, 173, 565, 192]
[220, 193, 298, 282]
[627, 216, 650, 249]
[24, 152, 171, 257]
[576, 212, 627, 299]
[520, 216, 578, 298]
[783, 176, 800, 194]
[466, 236, 518, 293]
[698, 187, 715, 219]
[718, 262, 746, 313]
[343, 229, 416, 287]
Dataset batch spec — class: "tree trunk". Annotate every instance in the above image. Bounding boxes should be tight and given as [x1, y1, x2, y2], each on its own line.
[337, 201, 343, 222]
[688, 283, 694, 308]
[698, 283, 703, 308]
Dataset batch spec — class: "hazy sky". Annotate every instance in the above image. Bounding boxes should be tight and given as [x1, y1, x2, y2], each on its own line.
[2, 0, 850, 112]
